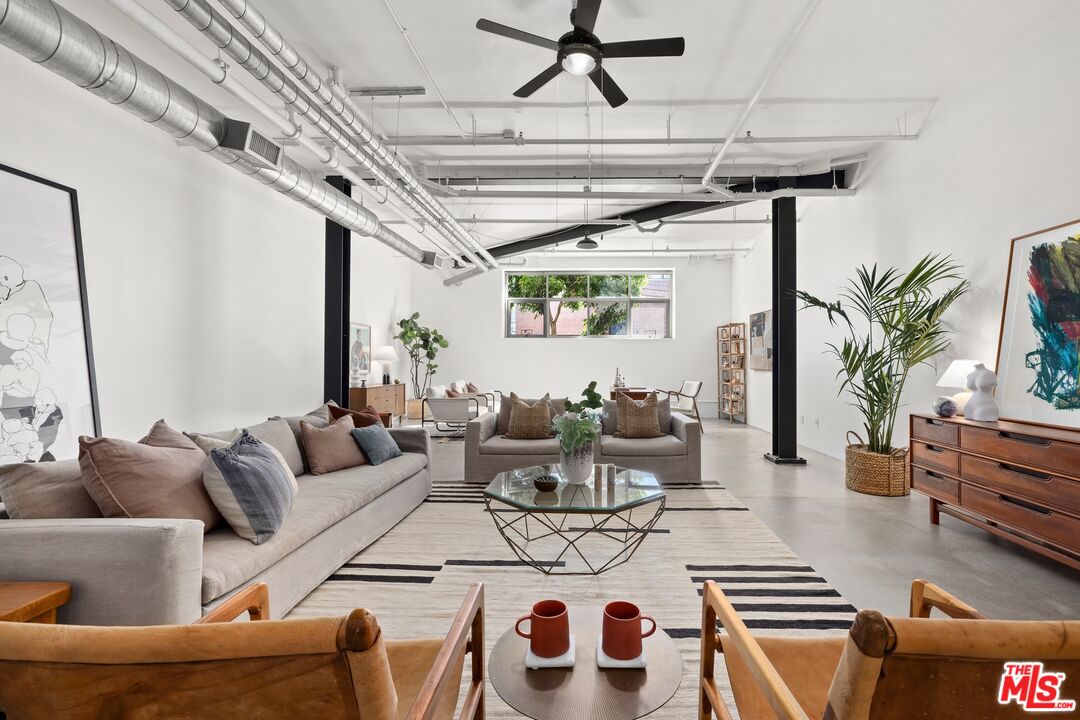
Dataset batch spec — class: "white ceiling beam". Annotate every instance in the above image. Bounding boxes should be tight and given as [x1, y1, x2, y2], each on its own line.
[375, 133, 917, 147]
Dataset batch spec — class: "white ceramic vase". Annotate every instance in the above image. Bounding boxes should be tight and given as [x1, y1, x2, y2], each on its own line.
[559, 442, 594, 485]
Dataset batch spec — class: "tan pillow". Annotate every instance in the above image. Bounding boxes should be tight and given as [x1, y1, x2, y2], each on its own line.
[505, 393, 555, 440]
[300, 415, 367, 475]
[498, 394, 566, 434]
[615, 392, 663, 439]
[79, 420, 222, 531]
[0, 459, 102, 519]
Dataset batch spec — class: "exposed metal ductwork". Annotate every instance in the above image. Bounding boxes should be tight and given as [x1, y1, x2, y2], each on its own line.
[0, 0, 429, 263]
[194, 0, 498, 269]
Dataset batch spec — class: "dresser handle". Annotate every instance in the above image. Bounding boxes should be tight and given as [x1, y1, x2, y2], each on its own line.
[924, 418, 945, 427]
[998, 494, 1052, 516]
[923, 444, 945, 453]
[925, 470, 943, 479]
[999, 462, 1052, 482]
[997, 431, 1051, 447]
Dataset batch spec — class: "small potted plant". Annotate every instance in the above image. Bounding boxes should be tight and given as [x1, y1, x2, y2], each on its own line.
[553, 381, 603, 484]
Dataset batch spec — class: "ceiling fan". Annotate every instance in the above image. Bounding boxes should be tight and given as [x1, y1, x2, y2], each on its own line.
[476, 0, 685, 108]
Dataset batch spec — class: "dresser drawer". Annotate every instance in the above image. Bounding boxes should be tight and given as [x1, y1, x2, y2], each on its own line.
[960, 425, 1080, 480]
[911, 441, 959, 475]
[910, 416, 959, 447]
[961, 484, 1080, 550]
[961, 455, 1080, 514]
[911, 467, 959, 502]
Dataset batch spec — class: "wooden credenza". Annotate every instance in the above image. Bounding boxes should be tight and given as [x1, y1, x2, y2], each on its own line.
[350, 383, 406, 421]
[909, 413, 1080, 571]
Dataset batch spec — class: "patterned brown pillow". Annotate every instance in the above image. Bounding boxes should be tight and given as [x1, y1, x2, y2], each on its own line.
[505, 393, 554, 440]
[615, 392, 663, 439]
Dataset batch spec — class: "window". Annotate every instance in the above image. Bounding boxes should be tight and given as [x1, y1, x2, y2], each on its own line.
[504, 271, 672, 338]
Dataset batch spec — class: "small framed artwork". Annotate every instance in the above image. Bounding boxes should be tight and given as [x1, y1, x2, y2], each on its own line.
[749, 309, 774, 371]
[349, 323, 372, 386]
[0, 163, 99, 463]
[995, 219, 1080, 428]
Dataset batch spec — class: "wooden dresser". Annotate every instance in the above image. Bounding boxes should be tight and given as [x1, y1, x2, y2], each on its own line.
[350, 383, 406, 421]
[909, 413, 1080, 570]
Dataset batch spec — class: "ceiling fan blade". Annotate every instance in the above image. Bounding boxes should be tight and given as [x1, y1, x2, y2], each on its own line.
[588, 67, 628, 108]
[514, 63, 564, 98]
[476, 19, 560, 51]
[599, 37, 685, 58]
[572, 0, 601, 34]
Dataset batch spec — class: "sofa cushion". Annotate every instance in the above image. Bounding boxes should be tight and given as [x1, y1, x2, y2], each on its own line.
[185, 427, 241, 453]
[506, 393, 555, 440]
[600, 434, 687, 457]
[352, 425, 403, 466]
[203, 431, 298, 545]
[614, 392, 662, 439]
[480, 436, 562, 455]
[0, 459, 101, 519]
[200, 452, 428, 603]
[79, 420, 221, 531]
[498, 394, 566, 435]
[270, 402, 333, 474]
[328, 403, 383, 429]
[302, 415, 367, 475]
[603, 397, 671, 435]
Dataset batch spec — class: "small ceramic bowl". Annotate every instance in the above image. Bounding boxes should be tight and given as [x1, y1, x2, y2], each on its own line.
[533, 475, 560, 493]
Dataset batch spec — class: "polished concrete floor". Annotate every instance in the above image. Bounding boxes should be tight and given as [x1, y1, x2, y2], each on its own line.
[428, 419, 1079, 619]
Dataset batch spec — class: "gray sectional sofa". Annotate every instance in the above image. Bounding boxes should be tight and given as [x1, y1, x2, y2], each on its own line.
[0, 418, 431, 626]
[465, 396, 701, 484]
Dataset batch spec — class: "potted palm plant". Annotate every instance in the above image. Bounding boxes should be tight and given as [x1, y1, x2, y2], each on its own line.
[394, 312, 449, 419]
[552, 381, 604, 484]
[796, 254, 970, 496]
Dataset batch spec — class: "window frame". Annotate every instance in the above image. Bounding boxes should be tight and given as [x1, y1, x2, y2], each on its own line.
[503, 270, 673, 339]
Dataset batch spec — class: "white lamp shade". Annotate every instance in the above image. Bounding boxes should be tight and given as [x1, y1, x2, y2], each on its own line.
[373, 345, 399, 363]
[937, 359, 981, 389]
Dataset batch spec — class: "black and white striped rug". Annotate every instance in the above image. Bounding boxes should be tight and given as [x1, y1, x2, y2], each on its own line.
[290, 478, 856, 718]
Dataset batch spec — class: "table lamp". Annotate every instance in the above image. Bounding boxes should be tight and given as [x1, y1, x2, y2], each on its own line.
[373, 345, 398, 385]
[937, 359, 981, 416]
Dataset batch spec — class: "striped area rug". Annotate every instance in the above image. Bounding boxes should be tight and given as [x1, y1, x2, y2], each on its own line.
[289, 477, 856, 718]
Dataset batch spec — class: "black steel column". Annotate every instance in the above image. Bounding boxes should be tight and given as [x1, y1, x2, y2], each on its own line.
[764, 186, 806, 465]
[323, 175, 351, 405]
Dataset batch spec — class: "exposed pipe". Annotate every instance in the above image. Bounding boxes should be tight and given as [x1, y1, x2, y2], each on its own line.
[0, 0, 429, 263]
[701, 0, 822, 195]
[206, 0, 498, 269]
[380, 134, 918, 147]
[165, 0, 488, 270]
[444, 188, 855, 202]
[384, 218, 774, 226]
[104, 0, 427, 235]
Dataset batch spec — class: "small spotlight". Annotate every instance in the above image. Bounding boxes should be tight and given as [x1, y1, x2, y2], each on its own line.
[576, 236, 599, 249]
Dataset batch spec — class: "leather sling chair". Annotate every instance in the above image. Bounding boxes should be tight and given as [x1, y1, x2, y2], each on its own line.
[699, 578, 1080, 719]
[0, 581, 484, 720]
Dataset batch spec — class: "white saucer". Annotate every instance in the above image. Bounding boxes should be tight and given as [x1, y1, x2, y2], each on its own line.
[525, 634, 576, 669]
[596, 636, 648, 669]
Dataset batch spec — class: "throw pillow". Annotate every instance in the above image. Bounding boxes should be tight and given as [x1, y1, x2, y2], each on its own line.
[614, 392, 663, 439]
[203, 431, 298, 544]
[498, 394, 566, 434]
[271, 402, 334, 474]
[328, 403, 383, 429]
[603, 395, 671, 435]
[187, 419, 304, 476]
[0, 459, 102, 519]
[351, 425, 403, 466]
[466, 382, 480, 393]
[185, 427, 241, 454]
[79, 420, 221, 530]
[505, 393, 554, 440]
[446, 388, 461, 398]
[301, 414, 367, 475]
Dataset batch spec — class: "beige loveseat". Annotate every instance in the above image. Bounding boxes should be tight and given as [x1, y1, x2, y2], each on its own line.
[0, 406, 431, 626]
[465, 396, 701, 484]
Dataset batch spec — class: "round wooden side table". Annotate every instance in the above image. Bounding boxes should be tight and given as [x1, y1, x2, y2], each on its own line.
[489, 605, 683, 720]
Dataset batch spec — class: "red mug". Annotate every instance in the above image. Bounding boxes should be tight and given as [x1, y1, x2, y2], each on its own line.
[602, 601, 656, 661]
[516, 599, 570, 658]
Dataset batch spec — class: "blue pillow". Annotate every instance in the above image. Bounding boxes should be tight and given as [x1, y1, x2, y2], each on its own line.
[351, 425, 403, 466]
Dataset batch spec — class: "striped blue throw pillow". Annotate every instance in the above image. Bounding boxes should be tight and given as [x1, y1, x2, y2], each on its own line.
[202, 431, 298, 544]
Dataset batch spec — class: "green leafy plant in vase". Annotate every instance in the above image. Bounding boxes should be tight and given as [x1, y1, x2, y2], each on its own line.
[395, 312, 449, 418]
[553, 381, 603, 485]
[795, 254, 969, 496]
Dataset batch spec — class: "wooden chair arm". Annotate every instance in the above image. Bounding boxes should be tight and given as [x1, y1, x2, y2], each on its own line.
[195, 583, 269, 624]
[909, 579, 985, 619]
[700, 581, 811, 720]
[379, 411, 392, 428]
[406, 582, 485, 720]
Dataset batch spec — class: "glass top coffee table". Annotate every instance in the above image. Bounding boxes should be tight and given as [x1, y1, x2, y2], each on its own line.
[483, 465, 666, 575]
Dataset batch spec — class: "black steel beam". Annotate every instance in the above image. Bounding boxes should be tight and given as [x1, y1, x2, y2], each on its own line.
[324, 176, 351, 406]
[764, 177, 806, 465]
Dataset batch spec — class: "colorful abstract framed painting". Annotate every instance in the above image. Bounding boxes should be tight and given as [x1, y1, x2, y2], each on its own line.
[995, 219, 1080, 428]
[0, 163, 100, 463]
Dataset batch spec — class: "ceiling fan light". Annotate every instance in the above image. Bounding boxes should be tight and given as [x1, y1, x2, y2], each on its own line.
[576, 236, 599, 249]
[561, 50, 597, 76]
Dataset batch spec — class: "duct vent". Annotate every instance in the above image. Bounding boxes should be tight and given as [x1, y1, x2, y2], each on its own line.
[420, 251, 447, 269]
[222, 119, 282, 169]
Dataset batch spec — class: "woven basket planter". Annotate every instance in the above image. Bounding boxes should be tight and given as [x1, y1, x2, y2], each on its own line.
[844, 432, 910, 497]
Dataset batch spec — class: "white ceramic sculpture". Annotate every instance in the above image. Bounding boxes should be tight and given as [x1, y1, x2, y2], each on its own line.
[964, 363, 999, 422]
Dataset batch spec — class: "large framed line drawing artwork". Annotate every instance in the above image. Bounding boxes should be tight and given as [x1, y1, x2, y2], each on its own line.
[0, 163, 99, 463]
[995, 219, 1080, 428]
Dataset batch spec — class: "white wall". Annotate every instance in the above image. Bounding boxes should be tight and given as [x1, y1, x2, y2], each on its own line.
[409, 257, 731, 411]
[0, 4, 327, 439]
[730, 240, 774, 431]
[732, 5, 1080, 458]
[351, 242, 414, 387]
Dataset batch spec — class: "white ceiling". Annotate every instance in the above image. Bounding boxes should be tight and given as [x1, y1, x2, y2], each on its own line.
[89, 0, 1067, 258]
